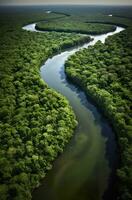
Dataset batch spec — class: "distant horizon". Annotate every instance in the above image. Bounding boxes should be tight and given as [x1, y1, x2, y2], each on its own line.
[0, 0, 132, 6]
[1, 3, 132, 6]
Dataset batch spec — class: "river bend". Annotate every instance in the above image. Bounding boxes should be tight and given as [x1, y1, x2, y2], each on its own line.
[23, 23, 124, 200]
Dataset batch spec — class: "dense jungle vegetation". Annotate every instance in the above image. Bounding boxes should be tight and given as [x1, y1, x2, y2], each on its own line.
[36, 20, 116, 34]
[0, 5, 132, 200]
[65, 27, 132, 200]
[0, 9, 91, 200]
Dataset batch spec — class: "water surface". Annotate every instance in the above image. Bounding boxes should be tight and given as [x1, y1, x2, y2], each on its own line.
[23, 24, 124, 200]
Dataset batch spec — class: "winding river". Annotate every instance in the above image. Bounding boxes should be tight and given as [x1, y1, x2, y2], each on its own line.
[23, 23, 124, 200]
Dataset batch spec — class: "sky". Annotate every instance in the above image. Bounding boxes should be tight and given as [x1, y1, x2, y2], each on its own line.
[0, 0, 132, 5]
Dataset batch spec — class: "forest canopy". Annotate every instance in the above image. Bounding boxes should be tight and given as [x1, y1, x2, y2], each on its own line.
[65, 27, 132, 200]
[0, 6, 132, 200]
[36, 20, 116, 35]
[0, 10, 91, 200]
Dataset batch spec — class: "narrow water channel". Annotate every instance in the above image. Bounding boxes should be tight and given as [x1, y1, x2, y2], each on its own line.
[23, 24, 124, 200]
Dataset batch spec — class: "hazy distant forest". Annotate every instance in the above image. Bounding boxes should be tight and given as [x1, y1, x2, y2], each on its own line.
[0, 5, 132, 200]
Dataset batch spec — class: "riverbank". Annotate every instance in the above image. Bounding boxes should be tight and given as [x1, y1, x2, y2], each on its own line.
[35, 21, 117, 35]
[0, 13, 92, 200]
[65, 27, 132, 200]
[28, 25, 124, 200]
[0, 6, 131, 200]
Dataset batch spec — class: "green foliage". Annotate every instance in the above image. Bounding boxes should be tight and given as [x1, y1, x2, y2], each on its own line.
[36, 20, 116, 35]
[0, 6, 132, 200]
[65, 27, 132, 199]
[0, 10, 93, 200]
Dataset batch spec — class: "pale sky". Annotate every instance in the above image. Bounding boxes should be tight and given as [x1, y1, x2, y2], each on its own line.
[0, 0, 132, 5]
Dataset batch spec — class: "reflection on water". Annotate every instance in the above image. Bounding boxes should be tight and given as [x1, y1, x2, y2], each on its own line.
[23, 23, 124, 200]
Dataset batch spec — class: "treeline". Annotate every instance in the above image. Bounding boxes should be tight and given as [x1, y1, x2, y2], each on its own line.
[36, 20, 116, 35]
[0, 13, 91, 199]
[65, 28, 132, 200]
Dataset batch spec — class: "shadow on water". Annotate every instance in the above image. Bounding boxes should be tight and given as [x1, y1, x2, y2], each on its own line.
[23, 22, 124, 200]
[59, 62, 118, 200]
[59, 56, 118, 165]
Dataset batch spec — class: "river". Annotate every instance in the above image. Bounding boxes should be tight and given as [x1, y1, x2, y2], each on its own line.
[23, 23, 124, 200]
